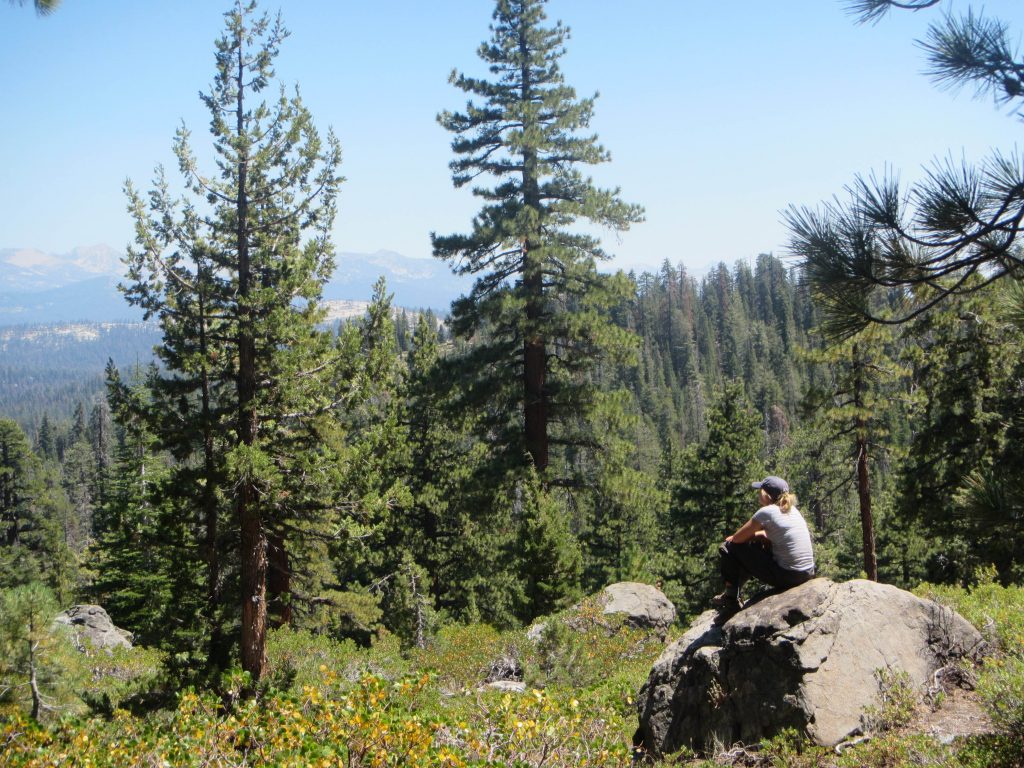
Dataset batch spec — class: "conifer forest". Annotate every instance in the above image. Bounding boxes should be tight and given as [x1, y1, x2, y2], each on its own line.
[2, 1, 1024, 766]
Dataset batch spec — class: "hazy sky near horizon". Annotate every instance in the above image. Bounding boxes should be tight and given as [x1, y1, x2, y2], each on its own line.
[2, 0, 1023, 277]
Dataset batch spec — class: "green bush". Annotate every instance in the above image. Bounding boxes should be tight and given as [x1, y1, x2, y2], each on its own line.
[915, 571, 1024, 750]
[914, 569, 1024, 658]
[863, 668, 918, 733]
[519, 596, 666, 693]
[265, 625, 361, 692]
[833, 732, 950, 767]
[977, 655, 1024, 741]
[409, 622, 509, 692]
[79, 643, 166, 716]
[952, 733, 1024, 768]
[759, 727, 808, 766]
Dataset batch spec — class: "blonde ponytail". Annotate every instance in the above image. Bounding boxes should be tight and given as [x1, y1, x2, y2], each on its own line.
[777, 491, 797, 513]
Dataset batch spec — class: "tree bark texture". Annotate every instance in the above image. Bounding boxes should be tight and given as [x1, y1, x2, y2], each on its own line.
[520, 46, 547, 472]
[852, 342, 878, 581]
[267, 529, 292, 627]
[235, 36, 267, 681]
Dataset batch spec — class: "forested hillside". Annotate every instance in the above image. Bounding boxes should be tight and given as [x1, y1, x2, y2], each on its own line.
[4, 253, 1020, 630]
[624, 255, 817, 463]
[0, 323, 161, 426]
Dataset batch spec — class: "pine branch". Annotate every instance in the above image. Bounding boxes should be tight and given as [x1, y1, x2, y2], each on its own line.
[845, 0, 941, 25]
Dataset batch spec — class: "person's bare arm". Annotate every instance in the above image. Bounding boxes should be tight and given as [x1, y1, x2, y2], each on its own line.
[725, 517, 764, 544]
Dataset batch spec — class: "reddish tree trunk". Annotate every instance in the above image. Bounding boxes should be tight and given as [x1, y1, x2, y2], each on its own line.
[856, 435, 877, 581]
[267, 529, 292, 627]
[235, 36, 267, 682]
[853, 342, 878, 581]
[239, 483, 267, 678]
[519, 27, 548, 474]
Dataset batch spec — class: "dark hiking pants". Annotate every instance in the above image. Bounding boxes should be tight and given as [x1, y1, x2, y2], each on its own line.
[719, 540, 814, 593]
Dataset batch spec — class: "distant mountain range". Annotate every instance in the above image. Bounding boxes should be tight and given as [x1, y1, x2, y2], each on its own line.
[323, 249, 471, 310]
[0, 245, 124, 292]
[0, 246, 472, 324]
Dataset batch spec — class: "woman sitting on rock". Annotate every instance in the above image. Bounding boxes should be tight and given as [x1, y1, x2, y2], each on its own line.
[711, 476, 815, 613]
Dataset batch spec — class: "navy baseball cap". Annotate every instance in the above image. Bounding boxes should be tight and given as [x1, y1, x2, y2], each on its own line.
[752, 476, 789, 499]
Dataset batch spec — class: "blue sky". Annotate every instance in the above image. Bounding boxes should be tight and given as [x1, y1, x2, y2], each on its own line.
[1, 0, 1022, 276]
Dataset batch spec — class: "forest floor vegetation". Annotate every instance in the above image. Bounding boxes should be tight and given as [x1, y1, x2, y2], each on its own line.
[1, 584, 1022, 767]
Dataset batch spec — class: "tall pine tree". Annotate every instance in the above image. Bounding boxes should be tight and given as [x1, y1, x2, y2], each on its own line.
[803, 326, 904, 581]
[433, 0, 643, 476]
[122, 1, 343, 682]
[896, 283, 1023, 583]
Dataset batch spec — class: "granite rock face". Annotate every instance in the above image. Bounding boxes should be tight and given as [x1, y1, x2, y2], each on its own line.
[53, 605, 133, 650]
[601, 582, 676, 634]
[635, 579, 985, 756]
[527, 581, 677, 643]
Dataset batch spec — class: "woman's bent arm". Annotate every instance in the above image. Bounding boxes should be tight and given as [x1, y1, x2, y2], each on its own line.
[726, 518, 764, 544]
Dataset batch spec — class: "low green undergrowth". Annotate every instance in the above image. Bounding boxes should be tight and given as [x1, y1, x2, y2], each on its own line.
[916, 571, 1024, 745]
[1, 596, 662, 767]
[2, 579, 1023, 767]
[914, 570, 1024, 661]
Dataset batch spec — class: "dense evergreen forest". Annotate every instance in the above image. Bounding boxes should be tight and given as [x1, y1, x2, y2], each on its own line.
[2, 5, 1023, 763]
[0, 323, 162, 427]
[3, 252, 1021, 652]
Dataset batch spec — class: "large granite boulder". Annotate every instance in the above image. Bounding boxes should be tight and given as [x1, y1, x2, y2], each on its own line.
[527, 581, 676, 642]
[53, 605, 133, 650]
[602, 582, 676, 634]
[635, 579, 985, 757]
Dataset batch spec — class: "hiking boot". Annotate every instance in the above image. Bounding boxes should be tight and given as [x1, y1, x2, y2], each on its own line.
[710, 591, 741, 613]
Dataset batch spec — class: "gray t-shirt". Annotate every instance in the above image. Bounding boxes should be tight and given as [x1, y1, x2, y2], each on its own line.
[753, 504, 815, 573]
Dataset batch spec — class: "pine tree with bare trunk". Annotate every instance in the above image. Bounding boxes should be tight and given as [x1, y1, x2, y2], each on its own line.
[122, 1, 343, 683]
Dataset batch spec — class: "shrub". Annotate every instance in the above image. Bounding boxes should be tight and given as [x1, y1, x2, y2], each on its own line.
[0, 671, 636, 767]
[915, 571, 1024, 749]
[833, 732, 949, 767]
[79, 643, 166, 716]
[453, 686, 631, 767]
[519, 595, 665, 692]
[952, 733, 1024, 768]
[759, 727, 806, 764]
[914, 570, 1024, 659]
[409, 623, 509, 693]
[265, 625, 360, 692]
[977, 655, 1024, 741]
[863, 668, 918, 733]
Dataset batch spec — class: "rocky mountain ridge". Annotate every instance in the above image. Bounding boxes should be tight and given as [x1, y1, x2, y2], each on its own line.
[0, 246, 471, 323]
[0, 245, 123, 292]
